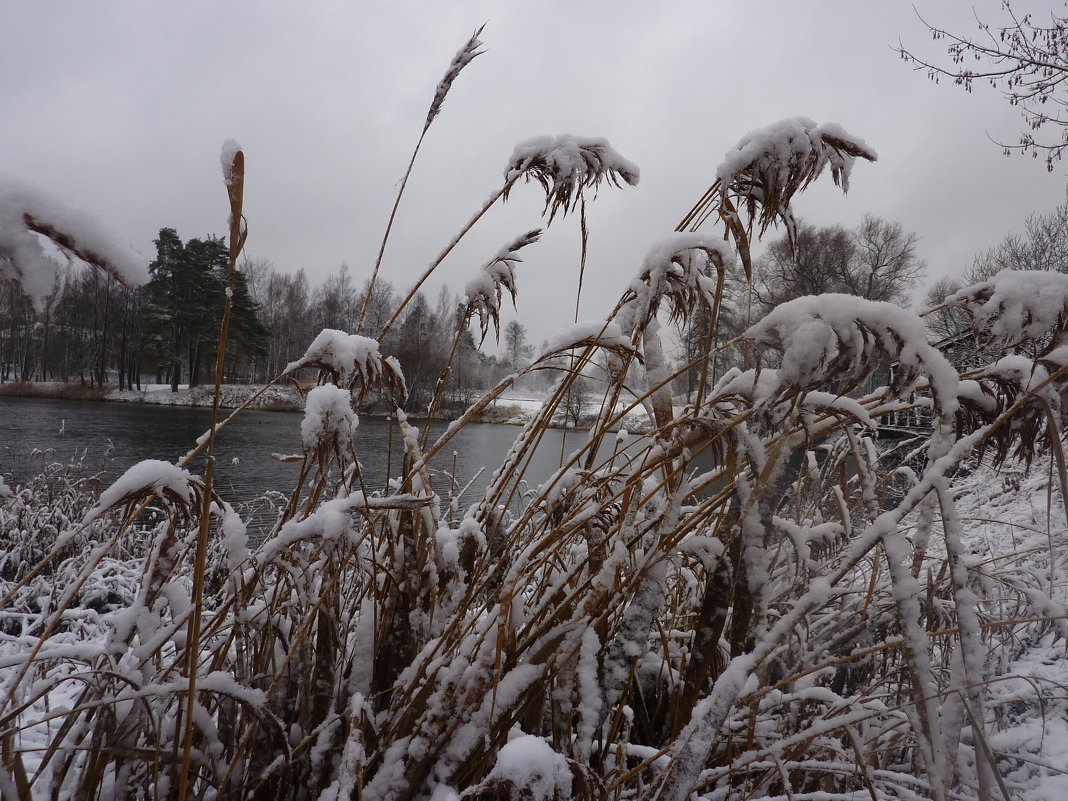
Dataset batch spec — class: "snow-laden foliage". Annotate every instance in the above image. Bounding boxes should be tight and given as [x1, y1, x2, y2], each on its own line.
[543, 319, 636, 355]
[286, 327, 407, 401]
[743, 292, 959, 412]
[957, 354, 1062, 466]
[464, 229, 542, 341]
[680, 116, 877, 278]
[617, 233, 736, 335]
[475, 735, 574, 801]
[301, 384, 358, 452]
[504, 133, 640, 221]
[5, 34, 1068, 801]
[945, 268, 1068, 347]
[0, 179, 149, 311]
[717, 117, 878, 197]
[83, 459, 195, 523]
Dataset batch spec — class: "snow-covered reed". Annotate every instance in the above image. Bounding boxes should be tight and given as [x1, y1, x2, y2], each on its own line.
[3, 31, 1068, 801]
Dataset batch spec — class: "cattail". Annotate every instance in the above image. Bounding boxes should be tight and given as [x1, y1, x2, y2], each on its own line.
[220, 138, 242, 187]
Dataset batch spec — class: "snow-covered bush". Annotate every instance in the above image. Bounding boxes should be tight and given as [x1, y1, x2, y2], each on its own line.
[4, 29, 1068, 801]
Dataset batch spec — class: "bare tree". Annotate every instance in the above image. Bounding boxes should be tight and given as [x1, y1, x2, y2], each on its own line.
[394, 292, 447, 410]
[312, 263, 359, 333]
[238, 257, 273, 307]
[755, 223, 853, 306]
[968, 202, 1068, 282]
[503, 320, 533, 371]
[355, 277, 395, 341]
[922, 276, 969, 339]
[563, 374, 589, 427]
[898, 3, 1068, 169]
[754, 215, 923, 312]
[849, 216, 925, 301]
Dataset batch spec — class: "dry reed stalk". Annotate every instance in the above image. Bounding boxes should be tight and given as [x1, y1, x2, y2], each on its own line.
[378, 181, 518, 341]
[177, 143, 245, 801]
[356, 27, 485, 336]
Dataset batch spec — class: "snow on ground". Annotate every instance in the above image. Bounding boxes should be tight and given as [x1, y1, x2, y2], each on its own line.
[947, 457, 1068, 800]
[493, 393, 650, 430]
[107, 383, 304, 411]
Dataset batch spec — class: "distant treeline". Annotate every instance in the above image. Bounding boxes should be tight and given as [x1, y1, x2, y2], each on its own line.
[0, 228, 544, 411]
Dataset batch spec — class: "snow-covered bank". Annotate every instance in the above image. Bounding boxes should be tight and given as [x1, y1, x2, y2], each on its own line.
[490, 393, 653, 431]
[107, 383, 304, 411]
[4, 381, 656, 430]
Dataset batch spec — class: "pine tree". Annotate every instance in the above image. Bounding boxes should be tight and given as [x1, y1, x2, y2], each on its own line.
[142, 229, 270, 389]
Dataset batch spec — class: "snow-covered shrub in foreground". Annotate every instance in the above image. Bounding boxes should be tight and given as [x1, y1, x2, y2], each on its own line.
[4, 31, 1068, 801]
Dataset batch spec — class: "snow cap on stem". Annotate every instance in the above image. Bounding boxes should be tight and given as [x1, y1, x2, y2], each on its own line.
[220, 139, 242, 187]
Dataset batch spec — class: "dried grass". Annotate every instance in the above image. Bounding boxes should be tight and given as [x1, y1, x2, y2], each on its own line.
[1, 33, 1065, 801]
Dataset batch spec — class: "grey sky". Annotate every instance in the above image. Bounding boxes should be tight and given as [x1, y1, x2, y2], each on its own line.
[3, 0, 1066, 346]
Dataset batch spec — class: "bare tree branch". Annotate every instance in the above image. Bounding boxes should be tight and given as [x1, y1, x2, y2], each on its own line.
[898, 3, 1068, 170]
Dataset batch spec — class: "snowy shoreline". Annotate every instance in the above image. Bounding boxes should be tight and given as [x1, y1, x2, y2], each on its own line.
[1, 381, 644, 430]
[107, 383, 305, 412]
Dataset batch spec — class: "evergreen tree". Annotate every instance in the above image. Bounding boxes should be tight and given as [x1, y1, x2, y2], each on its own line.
[224, 269, 270, 382]
[395, 292, 443, 410]
[143, 228, 270, 389]
[145, 228, 193, 391]
[182, 235, 228, 387]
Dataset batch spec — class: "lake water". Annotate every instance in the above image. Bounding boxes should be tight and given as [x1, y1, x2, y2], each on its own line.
[0, 397, 605, 526]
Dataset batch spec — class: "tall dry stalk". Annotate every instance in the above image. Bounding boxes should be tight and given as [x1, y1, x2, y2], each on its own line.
[177, 141, 247, 801]
[355, 26, 485, 336]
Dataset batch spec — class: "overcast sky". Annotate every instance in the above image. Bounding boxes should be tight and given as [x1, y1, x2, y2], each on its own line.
[3, 0, 1066, 346]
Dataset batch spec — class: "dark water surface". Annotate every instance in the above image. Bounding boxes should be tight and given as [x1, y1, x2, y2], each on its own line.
[0, 397, 605, 523]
